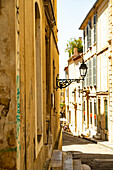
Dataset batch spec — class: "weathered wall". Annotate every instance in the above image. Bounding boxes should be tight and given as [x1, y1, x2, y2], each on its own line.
[0, 0, 61, 170]
[0, 0, 16, 169]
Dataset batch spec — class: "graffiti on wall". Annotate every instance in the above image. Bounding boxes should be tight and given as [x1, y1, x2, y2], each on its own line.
[16, 0, 21, 159]
[16, 75, 21, 158]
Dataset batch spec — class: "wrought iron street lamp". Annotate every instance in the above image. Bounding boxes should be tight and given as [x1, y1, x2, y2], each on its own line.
[56, 60, 87, 90]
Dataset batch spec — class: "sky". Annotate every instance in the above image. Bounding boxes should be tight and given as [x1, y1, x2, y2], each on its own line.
[57, 0, 97, 78]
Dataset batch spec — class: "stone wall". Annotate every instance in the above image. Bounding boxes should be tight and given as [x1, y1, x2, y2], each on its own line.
[0, 0, 16, 169]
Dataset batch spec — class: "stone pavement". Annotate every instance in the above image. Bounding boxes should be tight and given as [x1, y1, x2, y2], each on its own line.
[62, 131, 113, 170]
[64, 130, 113, 151]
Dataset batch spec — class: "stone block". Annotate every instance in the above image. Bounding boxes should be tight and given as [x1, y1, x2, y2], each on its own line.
[50, 150, 62, 170]
[73, 159, 82, 170]
[63, 153, 73, 170]
[81, 164, 91, 170]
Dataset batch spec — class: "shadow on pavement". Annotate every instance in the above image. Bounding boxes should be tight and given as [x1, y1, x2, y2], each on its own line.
[72, 152, 113, 170]
[62, 132, 94, 146]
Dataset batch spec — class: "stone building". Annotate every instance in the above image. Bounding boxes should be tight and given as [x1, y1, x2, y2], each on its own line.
[60, 88, 66, 118]
[79, 0, 113, 141]
[0, 0, 61, 169]
[64, 48, 83, 135]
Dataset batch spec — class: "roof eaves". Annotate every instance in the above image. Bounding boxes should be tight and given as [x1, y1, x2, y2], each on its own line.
[79, 0, 99, 30]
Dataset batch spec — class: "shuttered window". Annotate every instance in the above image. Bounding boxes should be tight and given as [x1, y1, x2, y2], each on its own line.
[94, 101, 97, 126]
[90, 101, 92, 124]
[93, 56, 96, 85]
[84, 101, 85, 121]
[83, 30, 85, 53]
[88, 20, 92, 47]
[94, 14, 97, 43]
[86, 60, 89, 86]
[89, 59, 92, 86]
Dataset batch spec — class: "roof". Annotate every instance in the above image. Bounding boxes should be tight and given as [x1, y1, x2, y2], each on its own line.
[73, 53, 83, 61]
[79, 0, 100, 30]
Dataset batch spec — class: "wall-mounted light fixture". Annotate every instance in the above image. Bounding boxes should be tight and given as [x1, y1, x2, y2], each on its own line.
[56, 60, 87, 90]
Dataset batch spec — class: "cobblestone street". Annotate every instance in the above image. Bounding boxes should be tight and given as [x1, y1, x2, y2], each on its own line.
[62, 132, 113, 170]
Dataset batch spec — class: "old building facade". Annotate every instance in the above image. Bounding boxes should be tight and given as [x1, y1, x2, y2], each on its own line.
[0, 0, 61, 170]
[79, 0, 113, 142]
[64, 48, 83, 135]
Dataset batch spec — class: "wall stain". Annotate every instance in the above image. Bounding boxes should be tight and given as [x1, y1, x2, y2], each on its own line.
[0, 68, 11, 119]
[7, 128, 16, 146]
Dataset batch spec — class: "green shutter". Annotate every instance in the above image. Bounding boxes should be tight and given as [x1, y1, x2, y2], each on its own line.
[94, 14, 97, 43]
[86, 61, 89, 86]
[83, 30, 85, 53]
[89, 59, 92, 86]
[88, 20, 92, 47]
[93, 56, 96, 85]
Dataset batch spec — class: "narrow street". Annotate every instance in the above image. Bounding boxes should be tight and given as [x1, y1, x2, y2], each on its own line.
[62, 132, 113, 170]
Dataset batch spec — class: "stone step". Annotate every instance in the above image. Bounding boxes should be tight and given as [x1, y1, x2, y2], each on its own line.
[63, 152, 73, 170]
[81, 164, 91, 170]
[73, 159, 82, 170]
[50, 150, 62, 170]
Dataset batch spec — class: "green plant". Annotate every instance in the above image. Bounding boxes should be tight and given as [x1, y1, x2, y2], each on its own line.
[65, 38, 83, 57]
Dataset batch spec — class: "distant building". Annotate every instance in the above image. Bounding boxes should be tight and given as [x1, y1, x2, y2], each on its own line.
[79, 0, 113, 142]
[64, 48, 83, 135]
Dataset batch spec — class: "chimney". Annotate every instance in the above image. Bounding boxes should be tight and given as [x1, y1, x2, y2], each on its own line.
[79, 37, 82, 41]
[74, 47, 78, 56]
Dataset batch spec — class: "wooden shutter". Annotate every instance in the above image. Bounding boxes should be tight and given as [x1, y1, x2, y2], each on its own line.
[93, 56, 96, 85]
[88, 20, 92, 47]
[94, 14, 97, 43]
[83, 30, 85, 53]
[86, 60, 89, 86]
[89, 59, 92, 86]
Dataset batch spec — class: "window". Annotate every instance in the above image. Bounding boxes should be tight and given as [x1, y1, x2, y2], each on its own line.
[83, 101, 85, 121]
[93, 56, 96, 85]
[87, 21, 92, 49]
[83, 30, 85, 53]
[94, 14, 97, 43]
[35, 2, 42, 137]
[94, 101, 97, 126]
[104, 100, 108, 130]
[90, 102, 92, 124]
[89, 59, 92, 86]
[88, 20, 92, 47]
[86, 60, 89, 86]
